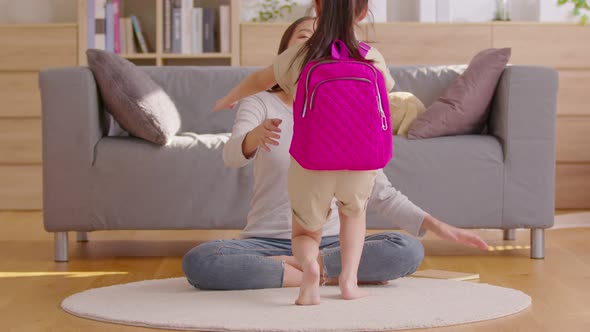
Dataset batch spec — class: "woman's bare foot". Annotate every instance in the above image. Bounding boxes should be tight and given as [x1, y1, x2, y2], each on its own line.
[295, 260, 321, 305]
[339, 275, 369, 300]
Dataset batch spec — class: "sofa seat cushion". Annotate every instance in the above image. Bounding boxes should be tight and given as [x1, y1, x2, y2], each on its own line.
[380, 135, 504, 229]
[89, 134, 253, 230]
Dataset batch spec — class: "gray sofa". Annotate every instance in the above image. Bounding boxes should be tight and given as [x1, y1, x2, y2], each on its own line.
[39, 65, 558, 262]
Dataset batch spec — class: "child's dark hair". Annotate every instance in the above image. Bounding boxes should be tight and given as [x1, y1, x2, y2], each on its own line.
[296, 0, 370, 71]
[268, 16, 315, 93]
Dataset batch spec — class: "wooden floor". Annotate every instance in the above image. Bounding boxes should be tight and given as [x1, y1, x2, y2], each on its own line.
[1, 211, 589, 332]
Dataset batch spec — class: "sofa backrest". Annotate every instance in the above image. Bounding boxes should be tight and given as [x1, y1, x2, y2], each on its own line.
[140, 65, 467, 134]
[390, 65, 466, 107]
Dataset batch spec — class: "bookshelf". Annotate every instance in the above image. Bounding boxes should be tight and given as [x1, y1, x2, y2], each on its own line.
[77, 0, 241, 67]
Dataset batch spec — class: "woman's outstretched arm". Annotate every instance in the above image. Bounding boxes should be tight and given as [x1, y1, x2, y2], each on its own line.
[213, 66, 276, 112]
[369, 171, 489, 250]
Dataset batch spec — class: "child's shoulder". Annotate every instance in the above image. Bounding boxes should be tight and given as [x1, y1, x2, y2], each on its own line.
[363, 44, 386, 60]
[274, 42, 307, 66]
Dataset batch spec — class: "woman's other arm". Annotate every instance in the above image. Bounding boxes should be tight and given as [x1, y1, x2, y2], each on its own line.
[369, 171, 489, 250]
[223, 95, 282, 168]
[368, 171, 428, 237]
[213, 66, 276, 112]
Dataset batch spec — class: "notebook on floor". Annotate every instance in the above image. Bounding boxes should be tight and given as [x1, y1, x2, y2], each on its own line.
[411, 269, 480, 281]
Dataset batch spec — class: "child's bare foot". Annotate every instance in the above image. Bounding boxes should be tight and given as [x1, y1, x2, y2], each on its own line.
[324, 277, 388, 286]
[295, 261, 321, 305]
[339, 276, 369, 300]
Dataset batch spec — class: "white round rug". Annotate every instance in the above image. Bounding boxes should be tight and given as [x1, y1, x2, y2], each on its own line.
[62, 277, 531, 331]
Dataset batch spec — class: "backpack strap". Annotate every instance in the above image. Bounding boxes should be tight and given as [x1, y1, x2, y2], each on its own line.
[331, 40, 372, 60]
[359, 41, 371, 58]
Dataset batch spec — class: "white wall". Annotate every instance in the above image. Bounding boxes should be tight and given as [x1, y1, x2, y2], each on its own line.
[409, 0, 578, 23]
[448, 0, 496, 22]
[241, 0, 387, 22]
[0, 0, 579, 24]
[537, 0, 577, 22]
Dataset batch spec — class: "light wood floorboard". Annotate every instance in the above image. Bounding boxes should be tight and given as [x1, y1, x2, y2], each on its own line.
[0, 211, 588, 332]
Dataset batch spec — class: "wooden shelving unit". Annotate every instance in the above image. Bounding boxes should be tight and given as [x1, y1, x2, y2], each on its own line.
[77, 0, 241, 66]
[0, 23, 78, 210]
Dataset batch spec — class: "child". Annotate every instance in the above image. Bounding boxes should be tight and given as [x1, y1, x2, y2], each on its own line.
[213, 0, 396, 305]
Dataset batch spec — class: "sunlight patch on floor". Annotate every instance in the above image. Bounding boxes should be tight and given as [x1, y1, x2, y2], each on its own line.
[487, 245, 531, 252]
[0, 271, 128, 278]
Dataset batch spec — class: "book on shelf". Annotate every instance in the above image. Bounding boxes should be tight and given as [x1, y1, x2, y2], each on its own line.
[86, 0, 152, 55]
[113, 0, 121, 54]
[219, 5, 230, 53]
[88, 0, 107, 50]
[164, 0, 172, 53]
[172, 3, 182, 53]
[105, 1, 115, 52]
[192, 8, 203, 54]
[125, 18, 136, 54]
[86, 0, 95, 49]
[165, 1, 230, 54]
[181, 0, 193, 54]
[131, 15, 150, 53]
[202, 7, 215, 53]
[119, 17, 127, 54]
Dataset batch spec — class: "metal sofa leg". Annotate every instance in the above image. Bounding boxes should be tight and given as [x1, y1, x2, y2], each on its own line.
[54, 232, 69, 262]
[77, 231, 89, 242]
[530, 229, 545, 259]
[503, 229, 516, 241]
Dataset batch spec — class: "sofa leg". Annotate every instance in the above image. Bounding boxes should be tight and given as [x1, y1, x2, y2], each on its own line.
[54, 232, 69, 262]
[76, 231, 89, 243]
[503, 229, 516, 241]
[530, 229, 545, 259]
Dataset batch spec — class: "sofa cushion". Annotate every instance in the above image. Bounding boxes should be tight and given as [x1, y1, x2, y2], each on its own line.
[408, 48, 511, 139]
[90, 134, 252, 230]
[376, 135, 504, 229]
[87, 49, 181, 145]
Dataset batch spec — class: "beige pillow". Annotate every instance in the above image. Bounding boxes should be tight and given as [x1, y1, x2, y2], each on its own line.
[389, 92, 426, 137]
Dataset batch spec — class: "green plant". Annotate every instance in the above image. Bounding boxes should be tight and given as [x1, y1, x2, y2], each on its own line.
[558, 0, 590, 24]
[253, 0, 298, 22]
[494, 0, 511, 21]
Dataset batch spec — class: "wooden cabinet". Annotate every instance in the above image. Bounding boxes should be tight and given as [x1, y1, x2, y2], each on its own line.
[0, 23, 77, 210]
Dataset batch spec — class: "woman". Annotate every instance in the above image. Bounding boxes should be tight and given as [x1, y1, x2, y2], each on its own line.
[182, 17, 488, 290]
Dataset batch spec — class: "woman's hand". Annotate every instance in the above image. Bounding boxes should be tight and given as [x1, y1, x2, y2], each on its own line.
[212, 97, 236, 112]
[422, 215, 489, 251]
[243, 119, 283, 156]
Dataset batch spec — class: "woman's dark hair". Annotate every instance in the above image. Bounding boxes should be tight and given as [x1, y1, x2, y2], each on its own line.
[268, 16, 315, 93]
[295, 0, 370, 72]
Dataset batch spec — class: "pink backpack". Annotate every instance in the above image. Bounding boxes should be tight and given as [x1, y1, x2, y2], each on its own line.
[290, 40, 393, 171]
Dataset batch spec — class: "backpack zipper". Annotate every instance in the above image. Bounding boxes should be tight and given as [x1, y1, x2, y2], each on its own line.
[302, 61, 388, 130]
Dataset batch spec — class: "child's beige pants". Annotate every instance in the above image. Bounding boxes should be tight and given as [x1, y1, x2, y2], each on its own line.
[287, 157, 378, 231]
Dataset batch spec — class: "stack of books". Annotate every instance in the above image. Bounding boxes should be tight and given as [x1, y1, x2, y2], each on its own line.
[86, 0, 151, 54]
[164, 0, 231, 54]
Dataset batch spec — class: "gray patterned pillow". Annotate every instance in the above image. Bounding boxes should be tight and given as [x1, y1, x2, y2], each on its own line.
[86, 49, 181, 145]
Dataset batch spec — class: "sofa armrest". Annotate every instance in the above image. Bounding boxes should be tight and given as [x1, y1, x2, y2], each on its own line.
[39, 67, 105, 231]
[489, 65, 559, 229]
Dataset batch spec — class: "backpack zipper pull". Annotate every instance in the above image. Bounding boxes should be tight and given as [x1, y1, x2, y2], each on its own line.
[381, 112, 388, 131]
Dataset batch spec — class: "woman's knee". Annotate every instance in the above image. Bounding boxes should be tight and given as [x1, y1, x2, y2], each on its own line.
[381, 233, 425, 275]
[403, 236, 425, 273]
[181, 241, 223, 288]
